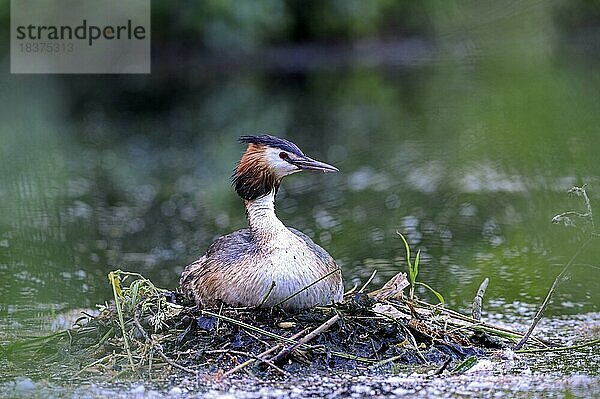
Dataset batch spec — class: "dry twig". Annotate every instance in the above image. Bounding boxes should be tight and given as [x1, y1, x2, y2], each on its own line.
[205, 349, 287, 375]
[269, 314, 341, 364]
[223, 328, 308, 377]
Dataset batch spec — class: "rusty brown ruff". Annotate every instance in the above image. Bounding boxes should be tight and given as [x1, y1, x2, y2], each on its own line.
[232, 143, 280, 201]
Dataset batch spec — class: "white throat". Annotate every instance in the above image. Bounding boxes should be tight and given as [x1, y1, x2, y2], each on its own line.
[245, 191, 287, 239]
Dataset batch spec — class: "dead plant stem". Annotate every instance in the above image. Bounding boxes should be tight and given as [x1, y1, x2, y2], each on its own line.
[514, 236, 593, 350]
[109, 272, 136, 373]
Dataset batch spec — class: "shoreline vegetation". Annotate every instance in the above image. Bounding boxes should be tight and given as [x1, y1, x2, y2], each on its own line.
[1, 186, 598, 381]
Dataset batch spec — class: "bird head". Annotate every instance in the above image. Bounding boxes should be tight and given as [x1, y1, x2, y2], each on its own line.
[232, 134, 338, 201]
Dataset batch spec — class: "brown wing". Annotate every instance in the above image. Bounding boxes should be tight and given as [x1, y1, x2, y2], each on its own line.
[179, 228, 257, 304]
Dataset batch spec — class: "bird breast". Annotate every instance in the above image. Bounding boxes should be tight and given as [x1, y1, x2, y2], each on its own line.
[227, 230, 336, 308]
[180, 227, 343, 309]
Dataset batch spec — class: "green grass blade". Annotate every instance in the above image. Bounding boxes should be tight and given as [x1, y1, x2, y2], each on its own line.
[396, 232, 411, 267]
[414, 249, 420, 280]
[416, 281, 445, 304]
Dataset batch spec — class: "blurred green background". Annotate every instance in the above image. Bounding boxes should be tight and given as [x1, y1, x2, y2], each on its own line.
[0, 0, 599, 346]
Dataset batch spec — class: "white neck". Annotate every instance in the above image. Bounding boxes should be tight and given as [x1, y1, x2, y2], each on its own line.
[245, 191, 287, 240]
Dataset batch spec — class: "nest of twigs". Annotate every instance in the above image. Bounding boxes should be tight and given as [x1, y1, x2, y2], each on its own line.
[50, 270, 554, 380]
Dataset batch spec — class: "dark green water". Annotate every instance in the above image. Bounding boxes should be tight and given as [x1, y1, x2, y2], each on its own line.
[0, 2, 599, 396]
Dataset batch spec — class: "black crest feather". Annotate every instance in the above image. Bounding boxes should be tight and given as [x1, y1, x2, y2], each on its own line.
[238, 135, 304, 157]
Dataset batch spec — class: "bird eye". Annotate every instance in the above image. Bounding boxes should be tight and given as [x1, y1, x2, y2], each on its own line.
[279, 152, 289, 160]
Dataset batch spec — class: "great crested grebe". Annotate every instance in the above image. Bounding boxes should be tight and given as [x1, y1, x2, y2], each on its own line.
[180, 135, 344, 309]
